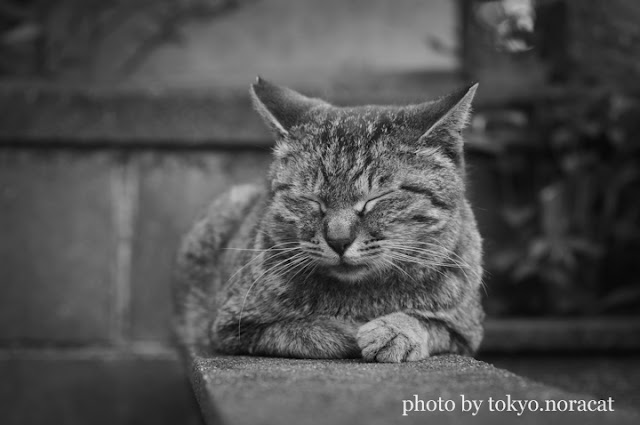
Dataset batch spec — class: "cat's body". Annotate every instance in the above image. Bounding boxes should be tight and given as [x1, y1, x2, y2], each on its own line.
[172, 78, 485, 362]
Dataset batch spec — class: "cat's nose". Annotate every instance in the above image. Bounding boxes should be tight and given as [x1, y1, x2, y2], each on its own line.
[324, 209, 357, 256]
[326, 236, 355, 256]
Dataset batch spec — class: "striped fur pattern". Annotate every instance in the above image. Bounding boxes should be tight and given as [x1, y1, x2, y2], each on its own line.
[172, 78, 485, 362]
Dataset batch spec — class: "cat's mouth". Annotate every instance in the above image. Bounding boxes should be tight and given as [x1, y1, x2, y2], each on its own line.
[326, 262, 370, 281]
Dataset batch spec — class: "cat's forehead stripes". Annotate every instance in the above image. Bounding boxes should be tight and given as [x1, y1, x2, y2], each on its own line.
[280, 108, 406, 202]
[295, 107, 400, 143]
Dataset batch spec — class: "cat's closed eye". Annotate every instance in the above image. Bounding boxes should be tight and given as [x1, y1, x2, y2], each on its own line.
[355, 191, 394, 216]
[399, 183, 452, 210]
[300, 195, 326, 214]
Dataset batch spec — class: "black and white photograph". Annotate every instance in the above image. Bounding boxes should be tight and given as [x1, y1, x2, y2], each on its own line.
[0, 0, 639, 424]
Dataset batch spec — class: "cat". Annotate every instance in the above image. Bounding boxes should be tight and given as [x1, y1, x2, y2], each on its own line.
[172, 77, 485, 362]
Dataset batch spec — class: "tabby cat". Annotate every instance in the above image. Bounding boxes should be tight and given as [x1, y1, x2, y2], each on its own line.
[172, 78, 485, 362]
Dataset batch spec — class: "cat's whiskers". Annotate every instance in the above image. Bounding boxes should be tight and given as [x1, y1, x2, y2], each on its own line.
[298, 263, 320, 288]
[237, 251, 313, 337]
[224, 243, 301, 290]
[379, 240, 480, 282]
[283, 256, 315, 286]
[402, 243, 483, 282]
[238, 252, 306, 337]
[378, 256, 421, 286]
[385, 240, 478, 271]
[406, 241, 486, 294]
[407, 240, 479, 265]
[384, 246, 460, 268]
[386, 251, 451, 271]
[223, 245, 300, 252]
[385, 253, 449, 281]
[384, 247, 467, 271]
[380, 242, 446, 261]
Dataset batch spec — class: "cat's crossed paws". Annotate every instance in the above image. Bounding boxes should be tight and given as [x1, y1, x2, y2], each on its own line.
[356, 312, 430, 363]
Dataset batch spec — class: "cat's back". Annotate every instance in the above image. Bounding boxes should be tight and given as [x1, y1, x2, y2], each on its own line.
[204, 183, 266, 236]
[172, 183, 266, 347]
[184, 183, 265, 258]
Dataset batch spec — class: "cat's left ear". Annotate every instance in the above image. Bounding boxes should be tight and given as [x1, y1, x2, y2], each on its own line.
[414, 83, 478, 143]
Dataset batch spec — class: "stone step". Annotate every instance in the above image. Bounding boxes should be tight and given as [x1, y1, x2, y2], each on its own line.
[189, 354, 639, 425]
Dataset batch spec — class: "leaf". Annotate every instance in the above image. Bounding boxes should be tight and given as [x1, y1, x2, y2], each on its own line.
[542, 267, 571, 288]
[597, 284, 640, 313]
[501, 205, 536, 228]
[550, 126, 574, 149]
[513, 262, 537, 282]
[567, 238, 603, 258]
[539, 183, 570, 236]
[528, 237, 549, 261]
[489, 250, 521, 272]
[1, 23, 41, 45]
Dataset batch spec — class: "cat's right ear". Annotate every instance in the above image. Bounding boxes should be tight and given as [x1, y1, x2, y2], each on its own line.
[250, 77, 328, 138]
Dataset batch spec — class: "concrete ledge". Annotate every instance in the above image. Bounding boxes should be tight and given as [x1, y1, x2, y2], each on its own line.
[0, 83, 266, 147]
[0, 75, 564, 147]
[189, 354, 639, 425]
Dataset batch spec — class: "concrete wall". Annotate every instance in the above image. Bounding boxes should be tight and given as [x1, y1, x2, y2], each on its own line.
[60, 0, 458, 86]
[0, 150, 270, 424]
[0, 150, 271, 425]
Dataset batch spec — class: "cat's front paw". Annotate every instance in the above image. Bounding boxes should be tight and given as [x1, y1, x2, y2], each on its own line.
[356, 313, 429, 363]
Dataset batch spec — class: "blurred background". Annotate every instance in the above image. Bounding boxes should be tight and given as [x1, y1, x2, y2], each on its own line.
[0, 0, 639, 424]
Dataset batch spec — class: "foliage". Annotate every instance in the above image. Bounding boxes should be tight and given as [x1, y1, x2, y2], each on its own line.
[489, 92, 640, 315]
[0, 0, 250, 79]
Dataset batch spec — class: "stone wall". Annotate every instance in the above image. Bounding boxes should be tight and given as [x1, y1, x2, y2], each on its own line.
[0, 150, 275, 424]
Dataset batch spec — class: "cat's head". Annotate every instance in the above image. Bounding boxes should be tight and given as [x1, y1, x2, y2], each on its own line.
[251, 77, 477, 283]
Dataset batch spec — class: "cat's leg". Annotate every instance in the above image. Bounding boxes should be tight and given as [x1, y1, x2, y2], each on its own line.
[356, 289, 484, 363]
[212, 314, 361, 359]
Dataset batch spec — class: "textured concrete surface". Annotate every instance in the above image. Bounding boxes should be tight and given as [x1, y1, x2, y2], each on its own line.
[484, 355, 640, 409]
[190, 354, 639, 425]
[0, 151, 117, 343]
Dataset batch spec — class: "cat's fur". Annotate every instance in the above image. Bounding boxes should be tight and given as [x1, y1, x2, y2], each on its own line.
[172, 78, 485, 362]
